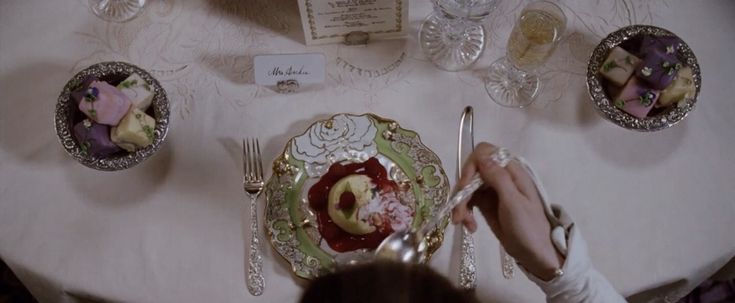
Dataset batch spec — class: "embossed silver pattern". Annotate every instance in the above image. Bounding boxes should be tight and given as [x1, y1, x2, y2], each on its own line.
[243, 138, 265, 296]
[458, 147, 516, 280]
[502, 250, 515, 279]
[55, 61, 170, 171]
[247, 209, 265, 296]
[459, 231, 477, 289]
[587, 25, 701, 132]
[457, 106, 476, 290]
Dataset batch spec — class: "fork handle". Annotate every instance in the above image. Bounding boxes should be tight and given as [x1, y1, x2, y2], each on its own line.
[247, 196, 265, 296]
[459, 226, 477, 290]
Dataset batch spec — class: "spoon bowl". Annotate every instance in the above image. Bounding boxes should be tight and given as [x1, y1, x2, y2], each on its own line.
[375, 174, 486, 263]
[375, 229, 428, 264]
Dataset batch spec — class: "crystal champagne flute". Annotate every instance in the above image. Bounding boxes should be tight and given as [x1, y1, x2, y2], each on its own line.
[484, 1, 566, 107]
[89, 0, 146, 23]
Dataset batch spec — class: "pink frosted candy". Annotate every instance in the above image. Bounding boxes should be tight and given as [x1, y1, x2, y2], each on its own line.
[78, 81, 132, 126]
[614, 77, 660, 119]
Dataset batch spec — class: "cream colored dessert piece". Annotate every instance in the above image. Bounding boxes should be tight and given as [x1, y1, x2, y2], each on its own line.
[117, 73, 154, 111]
[110, 108, 156, 152]
[599, 46, 642, 87]
[327, 175, 376, 235]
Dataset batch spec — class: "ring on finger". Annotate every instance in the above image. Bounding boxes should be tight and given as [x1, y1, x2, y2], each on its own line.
[490, 147, 513, 168]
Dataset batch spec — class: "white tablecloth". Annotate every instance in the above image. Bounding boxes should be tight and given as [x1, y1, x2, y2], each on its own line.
[1, 0, 734, 302]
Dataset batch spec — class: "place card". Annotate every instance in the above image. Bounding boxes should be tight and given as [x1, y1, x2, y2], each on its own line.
[253, 53, 326, 90]
[297, 0, 408, 45]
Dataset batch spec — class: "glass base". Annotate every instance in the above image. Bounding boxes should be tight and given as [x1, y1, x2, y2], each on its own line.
[419, 13, 485, 72]
[89, 0, 146, 23]
[484, 57, 540, 108]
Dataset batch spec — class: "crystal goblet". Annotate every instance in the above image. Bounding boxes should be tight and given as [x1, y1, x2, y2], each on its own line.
[89, 0, 146, 23]
[419, 0, 499, 71]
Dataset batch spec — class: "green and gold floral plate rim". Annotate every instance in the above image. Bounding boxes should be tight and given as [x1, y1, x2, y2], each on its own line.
[264, 113, 450, 279]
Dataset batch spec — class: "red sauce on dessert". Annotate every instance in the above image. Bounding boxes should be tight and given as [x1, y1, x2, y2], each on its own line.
[307, 157, 402, 252]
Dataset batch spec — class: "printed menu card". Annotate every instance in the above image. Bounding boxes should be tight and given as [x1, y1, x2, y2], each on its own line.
[297, 0, 408, 45]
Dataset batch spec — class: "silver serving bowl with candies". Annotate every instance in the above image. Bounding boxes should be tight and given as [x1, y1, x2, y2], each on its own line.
[587, 25, 701, 131]
[55, 61, 170, 171]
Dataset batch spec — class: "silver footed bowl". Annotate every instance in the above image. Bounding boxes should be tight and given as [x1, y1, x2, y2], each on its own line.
[586, 25, 701, 132]
[55, 61, 170, 171]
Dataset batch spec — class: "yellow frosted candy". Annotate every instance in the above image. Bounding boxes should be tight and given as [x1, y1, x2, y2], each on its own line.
[110, 108, 155, 152]
[658, 67, 695, 107]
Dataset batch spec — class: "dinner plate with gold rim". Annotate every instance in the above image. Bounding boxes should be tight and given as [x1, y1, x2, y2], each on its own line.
[264, 113, 450, 279]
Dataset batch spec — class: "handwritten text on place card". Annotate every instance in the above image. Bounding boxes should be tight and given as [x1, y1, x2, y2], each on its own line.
[254, 53, 325, 86]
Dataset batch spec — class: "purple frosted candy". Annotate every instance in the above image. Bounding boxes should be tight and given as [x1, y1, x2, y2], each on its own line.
[614, 77, 660, 119]
[635, 48, 682, 90]
[73, 119, 122, 157]
[640, 35, 682, 59]
[78, 81, 132, 125]
[70, 76, 99, 104]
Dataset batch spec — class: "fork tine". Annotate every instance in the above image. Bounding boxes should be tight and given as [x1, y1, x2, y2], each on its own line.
[247, 138, 254, 180]
[242, 138, 248, 179]
[256, 138, 264, 180]
[247, 138, 254, 179]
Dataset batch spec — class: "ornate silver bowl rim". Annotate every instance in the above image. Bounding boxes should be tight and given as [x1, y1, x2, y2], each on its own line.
[55, 61, 170, 171]
[586, 25, 701, 132]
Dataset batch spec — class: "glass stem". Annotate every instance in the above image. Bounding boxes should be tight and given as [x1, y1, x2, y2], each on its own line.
[506, 60, 532, 88]
[439, 18, 470, 46]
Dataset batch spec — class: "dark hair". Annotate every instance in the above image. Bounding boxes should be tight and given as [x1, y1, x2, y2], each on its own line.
[299, 261, 479, 303]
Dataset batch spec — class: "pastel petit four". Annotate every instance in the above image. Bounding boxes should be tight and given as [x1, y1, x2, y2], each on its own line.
[110, 108, 156, 152]
[614, 77, 661, 119]
[600, 47, 642, 86]
[640, 35, 682, 59]
[636, 48, 682, 90]
[71, 76, 99, 104]
[117, 73, 154, 111]
[73, 119, 122, 157]
[78, 81, 132, 125]
[658, 67, 695, 107]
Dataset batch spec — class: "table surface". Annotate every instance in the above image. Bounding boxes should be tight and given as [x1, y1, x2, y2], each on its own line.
[2, 0, 735, 302]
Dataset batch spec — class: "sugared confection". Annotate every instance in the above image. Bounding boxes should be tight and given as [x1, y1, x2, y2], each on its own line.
[658, 67, 695, 107]
[640, 35, 682, 59]
[78, 81, 132, 125]
[70, 76, 99, 104]
[635, 48, 682, 90]
[598, 34, 691, 118]
[599, 47, 642, 86]
[110, 108, 155, 152]
[73, 119, 122, 157]
[614, 77, 661, 119]
[117, 73, 154, 111]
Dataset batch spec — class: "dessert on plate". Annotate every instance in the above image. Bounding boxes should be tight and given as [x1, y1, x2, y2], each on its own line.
[308, 158, 414, 253]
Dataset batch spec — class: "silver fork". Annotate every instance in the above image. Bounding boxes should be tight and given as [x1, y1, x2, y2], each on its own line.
[243, 138, 265, 296]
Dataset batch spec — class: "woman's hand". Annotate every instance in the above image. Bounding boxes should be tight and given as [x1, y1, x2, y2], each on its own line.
[452, 142, 563, 281]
